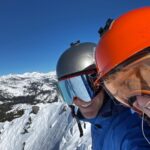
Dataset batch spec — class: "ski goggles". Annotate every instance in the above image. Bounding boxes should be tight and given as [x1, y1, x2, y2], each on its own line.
[58, 72, 98, 105]
[101, 50, 150, 109]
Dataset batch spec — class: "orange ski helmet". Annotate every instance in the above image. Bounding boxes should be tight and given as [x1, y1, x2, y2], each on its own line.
[96, 7, 150, 78]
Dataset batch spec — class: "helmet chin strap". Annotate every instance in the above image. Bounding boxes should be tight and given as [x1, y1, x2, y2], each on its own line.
[142, 112, 150, 145]
[128, 96, 150, 144]
[69, 105, 83, 137]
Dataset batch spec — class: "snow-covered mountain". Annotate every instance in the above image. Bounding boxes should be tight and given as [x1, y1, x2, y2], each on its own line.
[0, 72, 91, 150]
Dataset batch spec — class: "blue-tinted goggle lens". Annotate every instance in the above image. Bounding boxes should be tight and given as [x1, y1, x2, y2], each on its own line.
[58, 74, 96, 105]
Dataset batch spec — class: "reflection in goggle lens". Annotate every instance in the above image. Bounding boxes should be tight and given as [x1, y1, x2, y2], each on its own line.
[58, 73, 98, 105]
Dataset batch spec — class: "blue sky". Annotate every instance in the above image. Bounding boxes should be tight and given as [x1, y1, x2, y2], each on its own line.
[0, 0, 150, 75]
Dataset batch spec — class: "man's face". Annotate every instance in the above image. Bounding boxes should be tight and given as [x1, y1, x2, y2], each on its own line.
[133, 96, 150, 118]
[103, 53, 150, 112]
[73, 90, 104, 119]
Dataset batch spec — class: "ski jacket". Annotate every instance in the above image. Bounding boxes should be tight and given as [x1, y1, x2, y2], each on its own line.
[77, 98, 150, 150]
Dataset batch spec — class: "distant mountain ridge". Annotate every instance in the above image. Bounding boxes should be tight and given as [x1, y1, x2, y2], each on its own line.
[0, 72, 60, 122]
[0, 72, 58, 100]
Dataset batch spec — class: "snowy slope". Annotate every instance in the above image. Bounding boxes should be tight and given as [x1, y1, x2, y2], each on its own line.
[0, 72, 91, 150]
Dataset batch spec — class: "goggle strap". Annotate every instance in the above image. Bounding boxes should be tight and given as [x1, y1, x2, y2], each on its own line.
[94, 73, 101, 88]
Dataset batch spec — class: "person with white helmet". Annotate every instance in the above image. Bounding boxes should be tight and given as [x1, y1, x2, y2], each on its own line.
[56, 40, 150, 149]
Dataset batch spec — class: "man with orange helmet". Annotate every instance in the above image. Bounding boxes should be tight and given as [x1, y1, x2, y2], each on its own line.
[95, 6, 150, 143]
[57, 40, 150, 149]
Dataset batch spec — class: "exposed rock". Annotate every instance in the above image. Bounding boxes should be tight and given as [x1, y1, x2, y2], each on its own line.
[31, 106, 39, 114]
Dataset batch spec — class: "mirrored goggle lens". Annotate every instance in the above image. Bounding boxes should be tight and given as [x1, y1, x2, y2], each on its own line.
[58, 74, 96, 105]
[104, 53, 150, 107]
